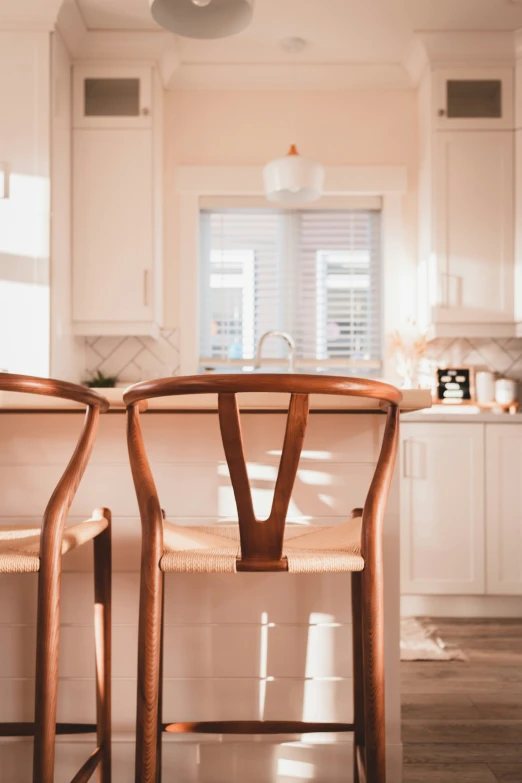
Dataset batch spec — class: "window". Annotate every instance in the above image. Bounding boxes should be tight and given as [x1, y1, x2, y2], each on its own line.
[199, 208, 382, 373]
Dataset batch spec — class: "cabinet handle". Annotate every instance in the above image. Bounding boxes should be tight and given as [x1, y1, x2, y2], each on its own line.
[0, 162, 9, 199]
[143, 270, 150, 308]
[403, 439, 411, 478]
[438, 109, 446, 117]
[440, 272, 449, 307]
[440, 272, 462, 308]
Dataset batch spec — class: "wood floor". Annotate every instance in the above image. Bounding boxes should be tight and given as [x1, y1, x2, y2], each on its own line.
[402, 618, 522, 783]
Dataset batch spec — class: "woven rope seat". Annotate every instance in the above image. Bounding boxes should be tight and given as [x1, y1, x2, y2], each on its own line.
[161, 514, 364, 574]
[0, 516, 109, 574]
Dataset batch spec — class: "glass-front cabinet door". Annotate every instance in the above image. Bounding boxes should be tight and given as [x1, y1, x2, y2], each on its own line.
[433, 68, 513, 130]
[73, 65, 152, 129]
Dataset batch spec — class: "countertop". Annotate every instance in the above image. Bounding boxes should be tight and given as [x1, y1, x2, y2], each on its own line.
[402, 405, 522, 423]
[0, 386, 432, 413]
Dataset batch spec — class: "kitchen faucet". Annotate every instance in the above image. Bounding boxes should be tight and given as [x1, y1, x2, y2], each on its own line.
[254, 331, 296, 373]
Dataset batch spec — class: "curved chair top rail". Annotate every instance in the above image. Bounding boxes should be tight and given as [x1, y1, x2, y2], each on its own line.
[124, 373, 402, 408]
[0, 373, 110, 412]
[125, 373, 401, 571]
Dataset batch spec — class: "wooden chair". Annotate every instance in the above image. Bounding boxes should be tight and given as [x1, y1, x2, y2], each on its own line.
[0, 373, 112, 783]
[124, 374, 402, 783]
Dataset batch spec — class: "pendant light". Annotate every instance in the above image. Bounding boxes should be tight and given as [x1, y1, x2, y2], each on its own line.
[150, 0, 255, 39]
[263, 144, 324, 204]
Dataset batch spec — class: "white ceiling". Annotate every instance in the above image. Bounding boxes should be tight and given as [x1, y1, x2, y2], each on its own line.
[76, 0, 522, 63]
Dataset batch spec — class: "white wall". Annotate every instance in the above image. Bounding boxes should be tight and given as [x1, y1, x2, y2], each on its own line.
[163, 89, 418, 335]
[0, 31, 51, 376]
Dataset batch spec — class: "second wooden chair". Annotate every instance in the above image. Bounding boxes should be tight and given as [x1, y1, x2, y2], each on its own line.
[125, 374, 401, 783]
[0, 373, 112, 783]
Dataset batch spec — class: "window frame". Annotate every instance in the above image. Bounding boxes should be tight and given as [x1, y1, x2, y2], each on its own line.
[198, 207, 383, 370]
[175, 165, 410, 379]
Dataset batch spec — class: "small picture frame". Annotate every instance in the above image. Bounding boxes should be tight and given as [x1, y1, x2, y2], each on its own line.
[435, 367, 474, 404]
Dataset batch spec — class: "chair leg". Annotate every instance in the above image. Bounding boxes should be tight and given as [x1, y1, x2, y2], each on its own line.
[94, 509, 112, 782]
[361, 566, 386, 783]
[135, 558, 164, 783]
[156, 573, 165, 783]
[351, 572, 365, 783]
[33, 555, 61, 783]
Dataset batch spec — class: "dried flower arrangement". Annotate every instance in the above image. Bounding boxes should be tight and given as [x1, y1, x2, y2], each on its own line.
[388, 323, 429, 389]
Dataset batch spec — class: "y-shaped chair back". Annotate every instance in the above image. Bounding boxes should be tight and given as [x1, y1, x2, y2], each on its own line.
[124, 373, 402, 572]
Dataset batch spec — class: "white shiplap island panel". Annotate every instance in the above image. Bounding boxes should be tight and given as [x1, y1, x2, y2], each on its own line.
[0, 396, 426, 781]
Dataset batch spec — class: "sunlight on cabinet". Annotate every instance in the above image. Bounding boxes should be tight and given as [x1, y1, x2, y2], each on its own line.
[401, 423, 485, 594]
[72, 64, 163, 337]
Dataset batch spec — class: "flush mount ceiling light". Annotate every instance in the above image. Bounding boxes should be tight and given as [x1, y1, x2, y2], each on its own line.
[149, 0, 255, 39]
[263, 144, 324, 204]
[280, 36, 309, 54]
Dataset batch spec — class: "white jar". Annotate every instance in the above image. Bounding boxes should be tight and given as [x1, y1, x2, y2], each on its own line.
[475, 371, 496, 404]
[495, 378, 517, 406]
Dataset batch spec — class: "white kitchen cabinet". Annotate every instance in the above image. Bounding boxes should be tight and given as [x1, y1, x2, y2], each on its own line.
[72, 64, 163, 336]
[486, 425, 522, 595]
[73, 64, 152, 130]
[401, 423, 485, 594]
[73, 129, 155, 331]
[430, 131, 514, 325]
[417, 64, 517, 338]
[433, 68, 514, 131]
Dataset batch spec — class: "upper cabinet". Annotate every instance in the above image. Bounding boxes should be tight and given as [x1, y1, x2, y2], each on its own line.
[417, 65, 517, 338]
[73, 65, 153, 129]
[433, 68, 514, 130]
[72, 64, 163, 337]
[431, 130, 514, 326]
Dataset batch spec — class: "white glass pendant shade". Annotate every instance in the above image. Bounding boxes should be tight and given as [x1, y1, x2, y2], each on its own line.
[263, 145, 324, 204]
[150, 0, 255, 39]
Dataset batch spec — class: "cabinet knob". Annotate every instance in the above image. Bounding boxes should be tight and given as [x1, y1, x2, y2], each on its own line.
[438, 109, 446, 117]
[141, 107, 150, 116]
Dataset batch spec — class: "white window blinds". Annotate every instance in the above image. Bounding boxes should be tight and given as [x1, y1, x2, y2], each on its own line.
[199, 208, 382, 370]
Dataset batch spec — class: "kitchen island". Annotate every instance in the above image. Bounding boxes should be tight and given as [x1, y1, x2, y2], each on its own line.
[0, 387, 430, 782]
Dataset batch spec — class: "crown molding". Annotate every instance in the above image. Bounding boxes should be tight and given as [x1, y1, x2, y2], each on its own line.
[402, 37, 429, 86]
[55, 0, 87, 56]
[169, 62, 412, 91]
[514, 28, 522, 58]
[0, 0, 63, 31]
[56, 1, 180, 88]
[412, 30, 515, 70]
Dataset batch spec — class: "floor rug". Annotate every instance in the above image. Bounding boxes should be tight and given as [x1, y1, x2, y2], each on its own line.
[400, 617, 468, 661]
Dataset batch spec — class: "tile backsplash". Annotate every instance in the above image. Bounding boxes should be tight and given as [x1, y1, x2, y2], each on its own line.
[425, 337, 522, 398]
[83, 329, 180, 384]
[427, 338, 522, 377]
[83, 333, 522, 397]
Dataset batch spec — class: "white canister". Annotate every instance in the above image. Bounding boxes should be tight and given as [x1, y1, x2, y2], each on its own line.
[475, 371, 496, 404]
[495, 378, 517, 406]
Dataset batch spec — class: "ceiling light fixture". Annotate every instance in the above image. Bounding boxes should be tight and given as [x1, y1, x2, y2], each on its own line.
[263, 144, 324, 204]
[149, 0, 255, 39]
[280, 36, 309, 54]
